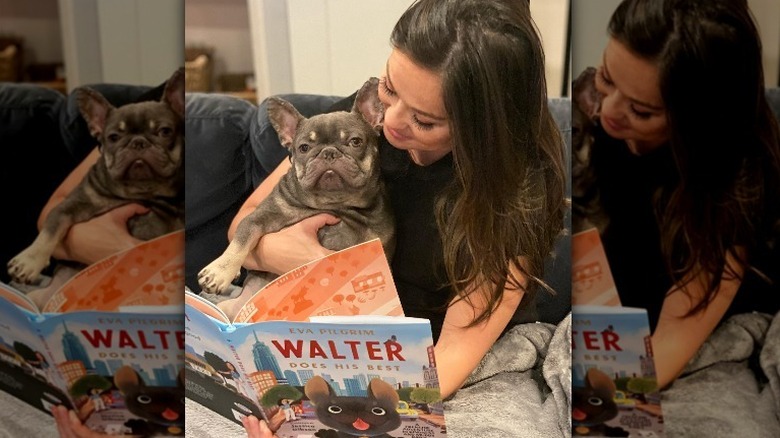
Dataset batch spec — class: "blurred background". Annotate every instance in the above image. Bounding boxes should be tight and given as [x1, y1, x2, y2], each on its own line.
[571, 0, 780, 88]
[184, 0, 571, 103]
[0, 0, 184, 92]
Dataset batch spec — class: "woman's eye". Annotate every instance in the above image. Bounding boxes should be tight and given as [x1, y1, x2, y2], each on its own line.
[596, 67, 613, 87]
[299, 144, 310, 153]
[412, 115, 434, 131]
[630, 106, 653, 120]
[379, 78, 396, 97]
[348, 137, 363, 147]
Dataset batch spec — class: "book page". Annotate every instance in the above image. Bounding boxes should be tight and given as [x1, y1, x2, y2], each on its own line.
[0, 282, 40, 314]
[184, 303, 267, 425]
[42, 231, 185, 313]
[0, 296, 75, 415]
[572, 305, 665, 437]
[233, 239, 403, 324]
[185, 290, 230, 324]
[572, 228, 621, 306]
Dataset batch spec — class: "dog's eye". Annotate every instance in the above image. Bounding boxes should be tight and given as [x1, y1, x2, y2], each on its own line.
[371, 407, 386, 416]
[159, 127, 173, 137]
[137, 395, 152, 404]
[348, 137, 363, 148]
[299, 144, 310, 153]
[327, 405, 342, 414]
[107, 134, 120, 143]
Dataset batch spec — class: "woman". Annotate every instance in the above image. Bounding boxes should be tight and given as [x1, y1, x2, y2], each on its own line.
[228, 0, 566, 401]
[573, 0, 780, 389]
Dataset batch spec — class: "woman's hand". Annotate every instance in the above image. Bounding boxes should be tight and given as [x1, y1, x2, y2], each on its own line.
[243, 214, 340, 275]
[53, 406, 138, 438]
[242, 415, 279, 438]
[51, 204, 149, 264]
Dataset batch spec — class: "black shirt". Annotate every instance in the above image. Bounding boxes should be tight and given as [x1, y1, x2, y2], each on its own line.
[328, 94, 538, 342]
[584, 122, 780, 332]
[328, 95, 454, 342]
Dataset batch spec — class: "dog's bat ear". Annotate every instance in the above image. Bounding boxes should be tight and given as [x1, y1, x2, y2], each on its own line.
[162, 67, 185, 118]
[76, 87, 115, 139]
[573, 67, 602, 120]
[353, 77, 384, 133]
[267, 97, 304, 150]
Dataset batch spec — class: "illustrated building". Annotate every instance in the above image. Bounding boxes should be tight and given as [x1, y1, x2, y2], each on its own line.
[61, 322, 93, 370]
[251, 331, 283, 379]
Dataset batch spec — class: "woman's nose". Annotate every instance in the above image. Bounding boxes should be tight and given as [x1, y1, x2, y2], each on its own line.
[382, 100, 407, 131]
[601, 90, 627, 122]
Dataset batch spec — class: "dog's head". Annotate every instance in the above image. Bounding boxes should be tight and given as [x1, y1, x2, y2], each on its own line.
[267, 78, 384, 206]
[76, 68, 185, 190]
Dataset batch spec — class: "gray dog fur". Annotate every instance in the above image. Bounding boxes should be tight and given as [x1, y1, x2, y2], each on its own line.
[197, 77, 395, 295]
[7, 68, 185, 285]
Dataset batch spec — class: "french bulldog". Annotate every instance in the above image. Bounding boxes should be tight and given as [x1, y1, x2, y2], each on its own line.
[7, 68, 185, 285]
[197, 77, 395, 296]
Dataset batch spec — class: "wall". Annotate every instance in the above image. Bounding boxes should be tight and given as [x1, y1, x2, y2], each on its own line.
[0, 0, 63, 67]
[59, 0, 184, 90]
[251, 0, 571, 100]
[184, 0, 254, 90]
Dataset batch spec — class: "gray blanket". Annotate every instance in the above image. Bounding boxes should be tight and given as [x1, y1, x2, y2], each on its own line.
[660, 311, 780, 438]
[185, 314, 574, 438]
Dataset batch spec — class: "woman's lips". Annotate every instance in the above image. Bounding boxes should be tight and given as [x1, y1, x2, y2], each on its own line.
[601, 115, 626, 133]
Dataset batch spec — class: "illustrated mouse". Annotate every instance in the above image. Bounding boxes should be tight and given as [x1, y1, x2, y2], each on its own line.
[305, 376, 401, 438]
[114, 365, 185, 436]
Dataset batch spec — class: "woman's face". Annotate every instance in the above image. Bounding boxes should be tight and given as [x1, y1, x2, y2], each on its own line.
[596, 38, 670, 155]
[378, 49, 452, 165]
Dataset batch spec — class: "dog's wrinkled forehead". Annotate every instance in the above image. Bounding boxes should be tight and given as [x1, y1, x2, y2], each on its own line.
[296, 112, 372, 144]
[106, 101, 179, 132]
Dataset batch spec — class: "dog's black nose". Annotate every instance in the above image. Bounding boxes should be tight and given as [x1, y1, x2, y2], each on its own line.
[320, 147, 343, 161]
[131, 138, 149, 149]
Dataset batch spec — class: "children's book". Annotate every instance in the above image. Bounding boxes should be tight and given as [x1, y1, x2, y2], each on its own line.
[0, 230, 185, 436]
[572, 305, 665, 438]
[185, 239, 448, 438]
[572, 228, 620, 306]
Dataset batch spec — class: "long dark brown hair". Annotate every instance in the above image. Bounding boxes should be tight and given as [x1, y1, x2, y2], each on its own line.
[609, 0, 780, 313]
[391, 0, 567, 326]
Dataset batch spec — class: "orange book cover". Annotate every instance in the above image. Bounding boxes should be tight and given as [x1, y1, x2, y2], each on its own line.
[572, 228, 621, 306]
[188, 239, 404, 324]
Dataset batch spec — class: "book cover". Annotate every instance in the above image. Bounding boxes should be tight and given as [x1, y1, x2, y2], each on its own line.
[39, 309, 184, 436]
[572, 305, 665, 438]
[232, 239, 404, 324]
[572, 228, 620, 306]
[0, 230, 185, 436]
[185, 239, 448, 437]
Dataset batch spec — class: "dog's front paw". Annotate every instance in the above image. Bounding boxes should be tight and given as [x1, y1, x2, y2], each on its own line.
[197, 259, 240, 295]
[7, 247, 50, 285]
